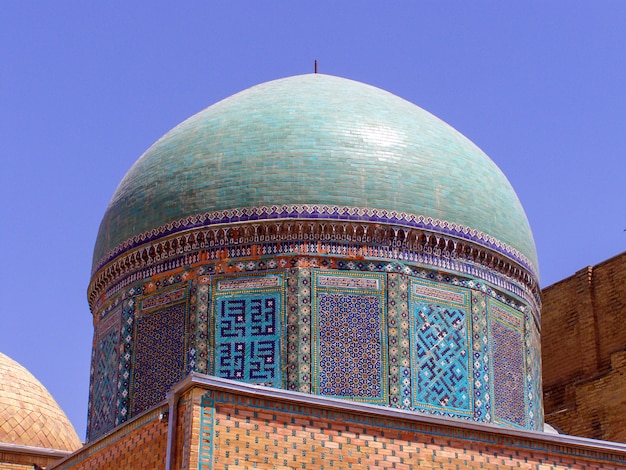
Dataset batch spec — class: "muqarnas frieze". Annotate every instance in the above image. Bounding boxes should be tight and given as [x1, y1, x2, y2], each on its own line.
[88, 217, 540, 316]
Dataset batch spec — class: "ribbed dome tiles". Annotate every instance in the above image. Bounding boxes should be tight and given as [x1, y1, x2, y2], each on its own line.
[0, 352, 82, 452]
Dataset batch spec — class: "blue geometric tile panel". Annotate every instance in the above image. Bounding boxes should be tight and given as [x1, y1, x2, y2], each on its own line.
[88, 326, 119, 439]
[410, 280, 472, 415]
[313, 270, 388, 404]
[490, 303, 526, 427]
[132, 303, 186, 414]
[215, 293, 282, 387]
[317, 293, 385, 399]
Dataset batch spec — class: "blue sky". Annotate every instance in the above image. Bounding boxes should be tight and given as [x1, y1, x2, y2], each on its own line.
[1, 2, 624, 440]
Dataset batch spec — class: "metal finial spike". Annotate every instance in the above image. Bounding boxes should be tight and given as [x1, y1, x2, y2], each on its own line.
[314, 60, 318, 74]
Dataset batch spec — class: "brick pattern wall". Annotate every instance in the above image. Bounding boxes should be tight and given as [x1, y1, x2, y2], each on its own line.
[51, 379, 626, 470]
[0, 463, 34, 470]
[542, 252, 626, 442]
[51, 407, 169, 469]
[200, 387, 626, 470]
[172, 388, 204, 469]
[0, 449, 72, 468]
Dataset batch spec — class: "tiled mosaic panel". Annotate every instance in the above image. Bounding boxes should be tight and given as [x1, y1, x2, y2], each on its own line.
[471, 291, 491, 422]
[312, 270, 387, 403]
[132, 303, 186, 415]
[387, 273, 411, 408]
[410, 281, 472, 415]
[88, 309, 121, 440]
[491, 316, 526, 427]
[214, 293, 282, 386]
[115, 295, 137, 432]
[317, 293, 384, 399]
[196, 277, 212, 375]
[286, 267, 312, 393]
[412, 303, 471, 412]
[527, 312, 543, 430]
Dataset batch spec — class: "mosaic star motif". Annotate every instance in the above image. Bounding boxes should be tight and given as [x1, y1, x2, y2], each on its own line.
[317, 293, 383, 398]
[492, 320, 525, 426]
[413, 303, 471, 413]
[132, 303, 186, 415]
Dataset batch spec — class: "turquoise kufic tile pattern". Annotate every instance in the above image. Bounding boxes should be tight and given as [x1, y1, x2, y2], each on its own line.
[410, 279, 473, 416]
[312, 270, 388, 403]
[212, 273, 286, 387]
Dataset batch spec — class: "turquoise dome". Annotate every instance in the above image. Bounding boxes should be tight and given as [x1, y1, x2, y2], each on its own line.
[94, 74, 538, 276]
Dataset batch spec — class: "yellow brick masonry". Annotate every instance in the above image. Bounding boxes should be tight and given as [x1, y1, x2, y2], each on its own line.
[50, 374, 626, 470]
[211, 402, 625, 470]
[0, 463, 33, 470]
[49, 406, 169, 469]
[543, 252, 626, 443]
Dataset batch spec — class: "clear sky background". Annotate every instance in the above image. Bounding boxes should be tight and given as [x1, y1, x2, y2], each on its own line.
[1, 2, 624, 441]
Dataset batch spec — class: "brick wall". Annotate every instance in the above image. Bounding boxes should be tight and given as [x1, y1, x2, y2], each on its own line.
[542, 252, 626, 442]
[198, 382, 626, 470]
[50, 376, 626, 470]
[0, 448, 71, 469]
[50, 406, 169, 469]
[0, 463, 37, 470]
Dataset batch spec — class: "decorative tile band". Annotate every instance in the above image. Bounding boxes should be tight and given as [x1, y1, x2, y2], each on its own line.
[490, 304, 523, 329]
[93, 204, 537, 277]
[317, 274, 380, 290]
[141, 287, 186, 311]
[89, 220, 540, 315]
[413, 283, 467, 305]
[216, 275, 281, 291]
[92, 248, 539, 325]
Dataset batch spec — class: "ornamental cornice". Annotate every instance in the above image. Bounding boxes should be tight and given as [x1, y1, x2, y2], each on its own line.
[94, 205, 538, 278]
[88, 218, 540, 314]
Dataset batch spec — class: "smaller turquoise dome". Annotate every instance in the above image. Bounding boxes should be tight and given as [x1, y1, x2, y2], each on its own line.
[94, 74, 538, 278]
